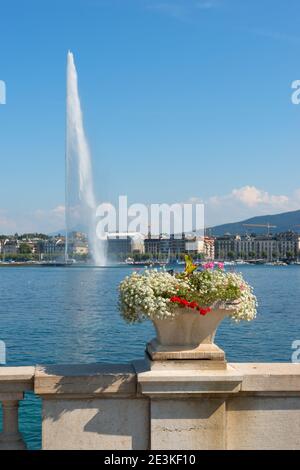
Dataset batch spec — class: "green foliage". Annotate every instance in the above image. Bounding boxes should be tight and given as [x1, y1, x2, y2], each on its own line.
[176, 269, 241, 307]
[19, 233, 50, 240]
[2, 253, 38, 262]
[19, 243, 32, 254]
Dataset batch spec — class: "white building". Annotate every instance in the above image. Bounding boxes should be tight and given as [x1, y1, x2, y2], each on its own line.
[185, 236, 215, 260]
[215, 232, 300, 261]
[185, 239, 204, 255]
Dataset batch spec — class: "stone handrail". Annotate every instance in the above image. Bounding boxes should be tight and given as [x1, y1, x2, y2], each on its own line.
[0, 366, 35, 449]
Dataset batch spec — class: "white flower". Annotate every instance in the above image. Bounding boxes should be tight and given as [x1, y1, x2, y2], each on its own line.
[119, 268, 257, 323]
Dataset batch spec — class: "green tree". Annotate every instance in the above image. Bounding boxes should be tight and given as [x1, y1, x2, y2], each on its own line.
[19, 243, 32, 254]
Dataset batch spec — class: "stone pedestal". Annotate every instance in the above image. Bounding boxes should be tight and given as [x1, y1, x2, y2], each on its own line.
[147, 306, 233, 371]
[134, 359, 243, 450]
[146, 338, 227, 370]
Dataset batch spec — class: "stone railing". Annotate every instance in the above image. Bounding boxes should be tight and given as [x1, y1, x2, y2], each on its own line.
[0, 366, 34, 449]
[36, 362, 300, 450]
[1, 362, 300, 449]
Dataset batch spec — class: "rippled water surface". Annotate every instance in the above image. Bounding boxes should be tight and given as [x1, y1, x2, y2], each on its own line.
[0, 265, 299, 448]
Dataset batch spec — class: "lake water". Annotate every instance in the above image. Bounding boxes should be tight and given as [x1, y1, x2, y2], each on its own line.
[0, 264, 300, 449]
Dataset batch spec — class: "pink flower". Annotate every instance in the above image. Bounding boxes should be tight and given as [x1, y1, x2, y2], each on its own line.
[217, 262, 224, 270]
[203, 262, 214, 270]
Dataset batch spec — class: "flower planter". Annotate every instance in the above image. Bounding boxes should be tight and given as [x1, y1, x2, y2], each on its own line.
[146, 302, 239, 364]
[119, 258, 257, 365]
[152, 301, 239, 348]
[152, 305, 229, 347]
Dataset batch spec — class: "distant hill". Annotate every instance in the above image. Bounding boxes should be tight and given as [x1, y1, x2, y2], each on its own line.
[209, 209, 300, 236]
[50, 210, 300, 238]
[48, 224, 86, 237]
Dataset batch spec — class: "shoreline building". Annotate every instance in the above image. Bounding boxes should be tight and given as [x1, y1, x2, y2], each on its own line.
[185, 236, 215, 260]
[107, 232, 145, 258]
[2, 239, 20, 256]
[144, 233, 186, 259]
[144, 233, 215, 260]
[214, 231, 300, 261]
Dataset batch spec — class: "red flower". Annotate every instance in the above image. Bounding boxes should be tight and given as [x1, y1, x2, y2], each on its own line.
[188, 301, 197, 309]
[198, 307, 211, 316]
[170, 296, 211, 316]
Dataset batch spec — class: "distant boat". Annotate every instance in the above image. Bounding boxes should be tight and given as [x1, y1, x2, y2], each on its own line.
[40, 258, 77, 267]
[124, 258, 166, 267]
[260, 260, 288, 266]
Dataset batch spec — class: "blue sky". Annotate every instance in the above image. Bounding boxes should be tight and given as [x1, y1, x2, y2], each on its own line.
[1, 0, 300, 233]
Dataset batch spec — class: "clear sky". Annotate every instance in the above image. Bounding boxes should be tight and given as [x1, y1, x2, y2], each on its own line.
[1, 0, 300, 233]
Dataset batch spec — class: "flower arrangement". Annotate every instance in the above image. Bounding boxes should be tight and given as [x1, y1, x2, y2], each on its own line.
[119, 256, 257, 324]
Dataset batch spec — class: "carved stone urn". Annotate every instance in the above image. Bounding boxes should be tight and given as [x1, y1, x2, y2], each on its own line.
[153, 307, 228, 346]
[146, 302, 239, 367]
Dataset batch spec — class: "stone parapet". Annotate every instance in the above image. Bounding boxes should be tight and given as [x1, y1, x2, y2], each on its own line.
[33, 362, 300, 450]
[2, 363, 300, 449]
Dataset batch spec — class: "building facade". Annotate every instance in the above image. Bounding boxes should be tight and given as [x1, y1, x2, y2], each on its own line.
[215, 231, 300, 261]
[144, 234, 186, 258]
[106, 232, 144, 258]
[2, 239, 19, 255]
[204, 236, 215, 260]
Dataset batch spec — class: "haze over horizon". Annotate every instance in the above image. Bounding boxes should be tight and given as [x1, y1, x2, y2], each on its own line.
[1, 0, 300, 233]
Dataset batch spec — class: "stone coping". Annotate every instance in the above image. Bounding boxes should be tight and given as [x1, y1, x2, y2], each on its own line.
[0, 366, 35, 395]
[34, 363, 137, 396]
[1, 363, 300, 398]
[231, 363, 300, 375]
[0, 366, 35, 381]
[134, 361, 244, 396]
[231, 363, 300, 392]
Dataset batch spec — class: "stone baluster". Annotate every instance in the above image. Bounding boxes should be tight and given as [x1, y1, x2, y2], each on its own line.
[0, 367, 35, 450]
[0, 396, 26, 449]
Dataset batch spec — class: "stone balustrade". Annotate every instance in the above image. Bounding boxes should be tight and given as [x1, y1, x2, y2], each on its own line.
[35, 362, 300, 450]
[1, 362, 300, 449]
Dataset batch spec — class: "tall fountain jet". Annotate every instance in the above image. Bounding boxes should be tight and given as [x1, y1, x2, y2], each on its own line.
[65, 51, 106, 265]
